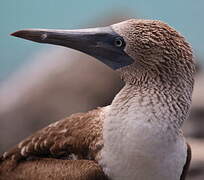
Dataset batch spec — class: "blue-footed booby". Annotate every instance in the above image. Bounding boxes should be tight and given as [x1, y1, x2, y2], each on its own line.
[0, 19, 195, 180]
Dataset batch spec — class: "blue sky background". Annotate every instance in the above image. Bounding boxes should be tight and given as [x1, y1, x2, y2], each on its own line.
[1, 0, 203, 79]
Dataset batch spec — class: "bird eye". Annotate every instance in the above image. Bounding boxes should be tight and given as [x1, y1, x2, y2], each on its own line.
[114, 37, 124, 47]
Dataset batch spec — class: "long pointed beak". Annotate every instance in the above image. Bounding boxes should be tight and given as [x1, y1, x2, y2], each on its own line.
[11, 27, 134, 70]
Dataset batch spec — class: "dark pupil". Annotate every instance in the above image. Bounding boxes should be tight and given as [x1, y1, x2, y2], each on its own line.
[115, 38, 123, 47]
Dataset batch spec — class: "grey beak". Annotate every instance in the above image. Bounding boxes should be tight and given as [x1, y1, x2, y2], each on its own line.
[11, 27, 134, 70]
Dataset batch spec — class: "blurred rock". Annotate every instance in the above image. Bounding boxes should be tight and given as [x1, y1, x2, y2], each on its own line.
[184, 65, 204, 138]
[184, 63, 204, 179]
[0, 47, 124, 153]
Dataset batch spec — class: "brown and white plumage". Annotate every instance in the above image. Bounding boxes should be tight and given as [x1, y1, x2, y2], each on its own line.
[2, 109, 103, 161]
[0, 19, 195, 180]
[0, 108, 106, 179]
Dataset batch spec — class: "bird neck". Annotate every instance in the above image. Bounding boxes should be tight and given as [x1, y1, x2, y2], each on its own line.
[110, 79, 192, 132]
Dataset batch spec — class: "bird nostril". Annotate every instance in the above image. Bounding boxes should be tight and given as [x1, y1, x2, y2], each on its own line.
[41, 33, 48, 40]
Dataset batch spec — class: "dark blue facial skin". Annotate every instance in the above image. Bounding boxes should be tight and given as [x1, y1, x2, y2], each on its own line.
[11, 27, 134, 70]
[82, 27, 134, 69]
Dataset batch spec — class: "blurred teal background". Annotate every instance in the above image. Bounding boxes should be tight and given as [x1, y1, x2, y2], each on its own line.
[1, 0, 204, 80]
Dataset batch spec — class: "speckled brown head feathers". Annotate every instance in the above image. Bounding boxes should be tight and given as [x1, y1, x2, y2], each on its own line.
[112, 19, 195, 86]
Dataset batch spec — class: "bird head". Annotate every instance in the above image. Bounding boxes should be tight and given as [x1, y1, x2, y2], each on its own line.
[11, 19, 195, 86]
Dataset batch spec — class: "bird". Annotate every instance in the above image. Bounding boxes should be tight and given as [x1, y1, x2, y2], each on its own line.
[0, 19, 195, 180]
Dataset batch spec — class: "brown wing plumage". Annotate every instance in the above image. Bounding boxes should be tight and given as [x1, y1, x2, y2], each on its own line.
[0, 158, 108, 180]
[0, 108, 105, 179]
[180, 143, 191, 180]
